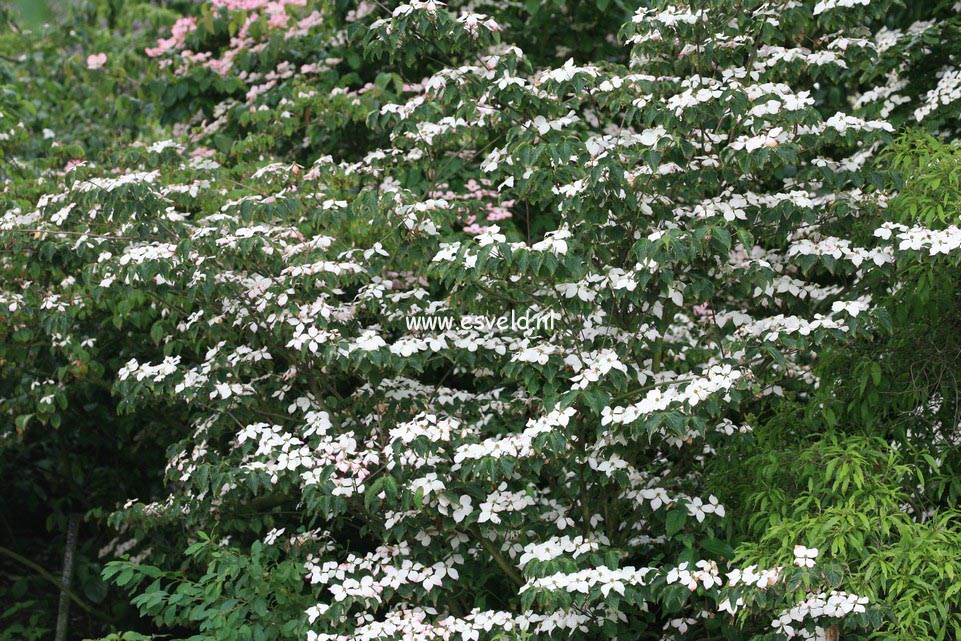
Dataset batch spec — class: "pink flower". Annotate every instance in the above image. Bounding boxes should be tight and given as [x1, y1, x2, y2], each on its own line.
[86, 53, 107, 70]
[692, 302, 712, 318]
[145, 16, 198, 58]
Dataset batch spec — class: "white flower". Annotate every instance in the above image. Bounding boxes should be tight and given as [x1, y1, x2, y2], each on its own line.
[353, 330, 387, 352]
[793, 545, 819, 568]
[771, 613, 795, 637]
[452, 495, 473, 523]
[264, 528, 286, 545]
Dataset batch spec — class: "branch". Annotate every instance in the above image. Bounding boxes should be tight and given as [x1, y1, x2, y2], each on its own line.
[469, 528, 525, 588]
[0, 544, 113, 623]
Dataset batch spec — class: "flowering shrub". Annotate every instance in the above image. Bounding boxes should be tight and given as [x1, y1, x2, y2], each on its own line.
[5, 0, 961, 640]
[0, 4, 191, 636]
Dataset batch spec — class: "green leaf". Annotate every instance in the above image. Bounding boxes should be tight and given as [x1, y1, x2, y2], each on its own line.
[150, 321, 164, 344]
[665, 509, 687, 538]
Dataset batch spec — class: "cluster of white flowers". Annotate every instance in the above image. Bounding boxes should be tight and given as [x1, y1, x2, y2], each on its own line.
[536, 58, 600, 84]
[517, 535, 606, 568]
[771, 591, 869, 638]
[812, 113, 894, 135]
[628, 6, 704, 42]
[601, 365, 744, 426]
[305, 541, 462, 604]
[520, 566, 654, 598]
[813, 0, 871, 15]
[456, 12, 501, 38]
[914, 67, 961, 121]
[511, 341, 561, 365]
[875, 222, 961, 255]
[666, 560, 723, 591]
[236, 422, 315, 484]
[281, 259, 364, 278]
[569, 349, 629, 390]
[117, 356, 181, 382]
[555, 273, 607, 302]
[388, 413, 462, 446]
[117, 242, 179, 267]
[729, 128, 791, 152]
[528, 111, 579, 136]
[787, 236, 893, 267]
[395, 199, 445, 236]
[453, 407, 576, 465]
[73, 169, 162, 193]
[478, 484, 537, 524]
[305, 606, 596, 641]
[530, 226, 571, 255]
[736, 314, 849, 343]
[726, 564, 782, 589]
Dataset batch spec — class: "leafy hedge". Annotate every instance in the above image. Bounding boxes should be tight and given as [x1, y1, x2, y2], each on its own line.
[3, 1, 961, 641]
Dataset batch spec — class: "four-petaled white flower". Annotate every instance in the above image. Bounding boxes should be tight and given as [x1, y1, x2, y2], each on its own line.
[793, 545, 819, 568]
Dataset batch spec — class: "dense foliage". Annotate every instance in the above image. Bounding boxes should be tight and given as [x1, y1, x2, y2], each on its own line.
[4, 1, 961, 640]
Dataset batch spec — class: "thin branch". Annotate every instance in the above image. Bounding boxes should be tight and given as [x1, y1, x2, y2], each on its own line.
[0, 544, 113, 623]
[468, 528, 525, 588]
